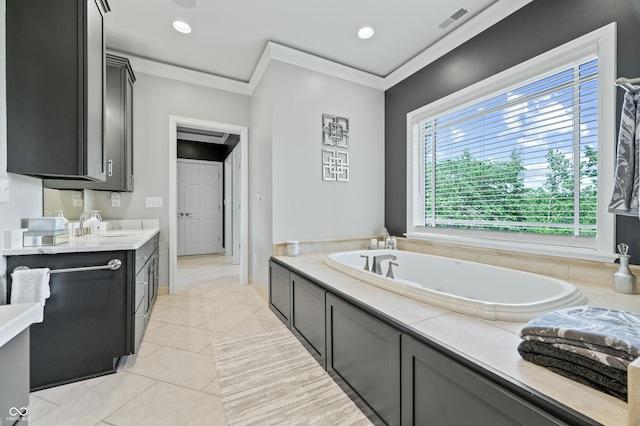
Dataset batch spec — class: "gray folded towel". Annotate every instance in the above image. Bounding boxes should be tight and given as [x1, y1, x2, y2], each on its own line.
[519, 306, 640, 363]
[518, 340, 627, 401]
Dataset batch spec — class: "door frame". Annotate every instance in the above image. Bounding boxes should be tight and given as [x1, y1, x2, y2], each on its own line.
[177, 158, 223, 256]
[168, 116, 249, 294]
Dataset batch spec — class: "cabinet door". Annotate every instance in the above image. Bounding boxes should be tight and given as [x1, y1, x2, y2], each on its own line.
[269, 261, 291, 327]
[86, 54, 135, 191]
[326, 294, 401, 426]
[7, 251, 128, 390]
[6, 0, 108, 180]
[85, 0, 106, 181]
[401, 334, 566, 426]
[291, 273, 326, 367]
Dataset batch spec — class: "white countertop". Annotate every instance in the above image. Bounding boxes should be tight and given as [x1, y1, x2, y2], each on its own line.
[0, 302, 43, 348]
[275, 252, 639, 426]
[2, 228, 159, 256]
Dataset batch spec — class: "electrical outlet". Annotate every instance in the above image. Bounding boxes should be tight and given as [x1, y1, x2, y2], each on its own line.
[72, 191, 83, 207]
[145, 197, 163, 208]
[111, 192, 121, 207]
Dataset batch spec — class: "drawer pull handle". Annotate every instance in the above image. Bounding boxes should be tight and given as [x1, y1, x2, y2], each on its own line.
[135, 313, 148, 318]
[136, 281, 148, 286]
[136, 256, 149, 260]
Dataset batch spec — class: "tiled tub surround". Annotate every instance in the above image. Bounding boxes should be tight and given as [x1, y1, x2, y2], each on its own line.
[274, 249, 640, 426]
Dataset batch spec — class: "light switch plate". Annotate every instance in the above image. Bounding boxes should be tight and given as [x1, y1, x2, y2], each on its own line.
[0, 179, 9, 203]
[145, 197, 163, 208]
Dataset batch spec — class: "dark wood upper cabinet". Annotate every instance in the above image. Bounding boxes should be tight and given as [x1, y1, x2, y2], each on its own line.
[86, 54, 135, 191]
[7, 0, 110, 181]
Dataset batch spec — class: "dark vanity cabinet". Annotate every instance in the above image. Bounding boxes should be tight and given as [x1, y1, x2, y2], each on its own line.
[5, 233, 160, 391]
[269, 261, 291, 326]
[291, 273, 326, 367]
[131, 235, 160, 353]
[7, 251, 128, 391]
[7, 0, 110, 181]
[400, 334, 568, 426]
[86, 54, 135, 191]
[269, 259, 599, 426]
[326, 293, 401, 426]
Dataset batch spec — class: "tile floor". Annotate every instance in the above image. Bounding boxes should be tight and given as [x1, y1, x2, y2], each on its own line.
[27, 254, 285, 426]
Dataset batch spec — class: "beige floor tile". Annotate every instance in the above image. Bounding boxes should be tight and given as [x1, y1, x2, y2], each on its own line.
[104, 381, 226, 426]
[26, 395, 59, 423]
[143, 323, 223, 353]
[144, 319, 167, 333]
[222, 318, 282, 339]
[203, 377, 221, 396]
[125, 346, 217, 391]
[32, 374, 111, 405]
[174, 286, 210, 297]
[248, 306, 280, 322]
[198, 304, 263, 333]
[31, 372, 155, 426]
[154, 294, 213, 310]
[149, 306, 218, 327]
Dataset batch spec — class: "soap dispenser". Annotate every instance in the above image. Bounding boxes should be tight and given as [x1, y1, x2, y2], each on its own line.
[56, 210, 68, 227]
[614, 243, 636, 294]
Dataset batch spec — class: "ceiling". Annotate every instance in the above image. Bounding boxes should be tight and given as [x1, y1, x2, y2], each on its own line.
[104, 0, 529, 85]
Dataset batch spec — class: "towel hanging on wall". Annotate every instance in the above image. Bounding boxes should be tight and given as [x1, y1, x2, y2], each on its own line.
[608, 88, 640, 216]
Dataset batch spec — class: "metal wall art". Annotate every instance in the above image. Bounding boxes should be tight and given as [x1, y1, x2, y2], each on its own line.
[322, 114, 350, 181]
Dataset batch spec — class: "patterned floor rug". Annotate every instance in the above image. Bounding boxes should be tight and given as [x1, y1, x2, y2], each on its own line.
[211, 327, 372, 426]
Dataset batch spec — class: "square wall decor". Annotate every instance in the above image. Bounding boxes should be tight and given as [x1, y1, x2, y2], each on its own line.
[322, 114, 350, 182]
[322, 114, 349, 148]
[322, 149, 349, 182]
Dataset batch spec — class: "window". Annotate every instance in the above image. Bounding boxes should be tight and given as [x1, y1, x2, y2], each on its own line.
[406, 24, 616, 260]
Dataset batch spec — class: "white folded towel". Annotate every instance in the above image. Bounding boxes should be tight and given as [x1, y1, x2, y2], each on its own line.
[11, 268, 51, 315]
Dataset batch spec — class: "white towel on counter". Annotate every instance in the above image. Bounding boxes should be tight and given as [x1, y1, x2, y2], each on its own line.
[11, 268, 51, 308]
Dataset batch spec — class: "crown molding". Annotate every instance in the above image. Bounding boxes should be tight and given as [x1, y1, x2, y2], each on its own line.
[383, 0, 533, 90]
[107, 0, 532, 95]
[249, 42, 386, 92]
[107, 50, 251, 96]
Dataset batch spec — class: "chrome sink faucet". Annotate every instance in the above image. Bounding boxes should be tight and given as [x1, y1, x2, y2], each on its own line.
[372, 254, 397, 275]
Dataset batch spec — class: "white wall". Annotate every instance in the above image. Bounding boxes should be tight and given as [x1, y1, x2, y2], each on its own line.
[90, 73, 251, 287]
[249, 60, 385, 291]
[272, 61, 385, 241]
[0, 0, 46, 303]
[249, 65, 274, 290]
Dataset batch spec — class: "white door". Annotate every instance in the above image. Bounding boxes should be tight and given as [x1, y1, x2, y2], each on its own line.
[224, 153, 233, 257]
[232, 145, 241, 265]
[177, 160, 223, 256]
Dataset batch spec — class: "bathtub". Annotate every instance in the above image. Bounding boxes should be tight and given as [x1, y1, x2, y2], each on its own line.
[324, 250, 587, 322]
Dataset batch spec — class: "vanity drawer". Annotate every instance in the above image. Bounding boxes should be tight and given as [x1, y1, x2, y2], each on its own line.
[135, 239, 155, 275]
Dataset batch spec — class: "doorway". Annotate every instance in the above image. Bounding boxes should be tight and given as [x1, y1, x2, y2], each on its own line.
[168, 116, 249, 294]
[177, 159, 223, 256]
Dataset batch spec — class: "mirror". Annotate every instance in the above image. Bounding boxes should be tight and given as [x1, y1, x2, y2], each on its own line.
[43, 188, 86, 221]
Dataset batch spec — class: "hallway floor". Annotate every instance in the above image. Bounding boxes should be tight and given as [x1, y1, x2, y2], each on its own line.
[27, 254, 285, 425]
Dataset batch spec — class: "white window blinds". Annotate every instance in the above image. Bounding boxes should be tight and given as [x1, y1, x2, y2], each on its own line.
[413, 56, 599, 241]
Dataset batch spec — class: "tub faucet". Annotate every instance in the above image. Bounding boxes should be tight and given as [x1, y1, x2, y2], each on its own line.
[372, 254, 397, 275]
[360, 255, 371, 272]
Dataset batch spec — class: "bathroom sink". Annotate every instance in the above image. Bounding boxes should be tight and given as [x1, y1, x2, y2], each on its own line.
[99, 232, 133, 238]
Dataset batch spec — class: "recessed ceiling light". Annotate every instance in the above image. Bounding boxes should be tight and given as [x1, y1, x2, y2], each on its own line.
[358, 27, 374, 40]
[173, 20, 192, 34]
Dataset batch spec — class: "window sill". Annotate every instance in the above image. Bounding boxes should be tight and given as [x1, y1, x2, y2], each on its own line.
[405, 232, 618, 263]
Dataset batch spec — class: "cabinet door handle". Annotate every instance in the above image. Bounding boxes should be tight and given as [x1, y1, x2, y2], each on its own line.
[185, 212, 193, 218]
[136, 281, 148, 286]
[135, 313, 149, 318]
[136, 256, 148, 260]
[107, 159, 113, 177]
[178, 212, 184, 218]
